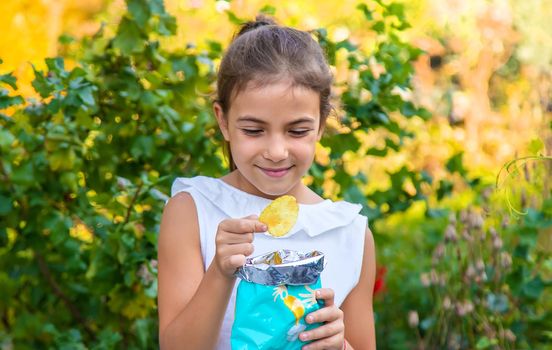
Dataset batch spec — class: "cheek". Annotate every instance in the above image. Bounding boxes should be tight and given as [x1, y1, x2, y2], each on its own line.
[228, 137, 257, 160]
[293, 139, 317, 159]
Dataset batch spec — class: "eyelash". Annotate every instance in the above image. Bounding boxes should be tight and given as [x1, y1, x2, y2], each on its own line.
[288, 129, 312, 137]
[241, 129, 313, 137]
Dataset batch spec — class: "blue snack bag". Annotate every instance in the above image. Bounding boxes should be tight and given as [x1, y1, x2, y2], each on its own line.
[232, 250, 325, 349]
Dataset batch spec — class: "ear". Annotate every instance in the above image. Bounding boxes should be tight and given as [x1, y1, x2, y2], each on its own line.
[213, 102, 230, 141]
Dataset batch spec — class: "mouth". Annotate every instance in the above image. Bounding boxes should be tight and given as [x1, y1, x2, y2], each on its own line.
[257, 165, 294, 178]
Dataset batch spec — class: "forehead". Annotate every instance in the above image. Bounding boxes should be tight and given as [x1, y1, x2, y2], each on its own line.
[228, 80, 320, 123]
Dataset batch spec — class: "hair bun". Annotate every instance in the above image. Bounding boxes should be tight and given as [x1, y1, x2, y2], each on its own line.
[237, 14, 277, 37]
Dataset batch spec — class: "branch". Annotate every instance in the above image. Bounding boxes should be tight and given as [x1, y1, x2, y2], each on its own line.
[124, 182, 143, 224]
[34, 251, 94, 338]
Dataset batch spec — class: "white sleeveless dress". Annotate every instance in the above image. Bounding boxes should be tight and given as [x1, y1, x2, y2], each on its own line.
[171, 176, 367, 349]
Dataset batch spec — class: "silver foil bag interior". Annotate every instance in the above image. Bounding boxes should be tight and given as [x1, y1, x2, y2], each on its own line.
[235, 249, 325, 286]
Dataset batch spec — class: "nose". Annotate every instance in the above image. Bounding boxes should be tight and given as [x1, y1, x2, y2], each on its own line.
[263, 135, 288, 162]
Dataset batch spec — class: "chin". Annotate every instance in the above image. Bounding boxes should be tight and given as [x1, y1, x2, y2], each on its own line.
[254, 181, 295, 198]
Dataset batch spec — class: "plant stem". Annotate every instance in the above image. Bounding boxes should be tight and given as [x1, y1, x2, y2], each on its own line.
[34, 251, 94, 339]
[124, 182, 143, 225]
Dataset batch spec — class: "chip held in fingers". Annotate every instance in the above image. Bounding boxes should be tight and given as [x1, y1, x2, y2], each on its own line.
[259, 195, 299, 237]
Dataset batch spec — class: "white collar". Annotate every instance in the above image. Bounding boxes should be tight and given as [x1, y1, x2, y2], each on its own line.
[171, 176, 363, 238]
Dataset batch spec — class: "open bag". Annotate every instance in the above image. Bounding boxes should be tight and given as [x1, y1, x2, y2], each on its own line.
[231, 250, 325, 349]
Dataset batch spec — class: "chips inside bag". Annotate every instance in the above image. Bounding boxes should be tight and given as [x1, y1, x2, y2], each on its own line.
[232, 250, 325, 349]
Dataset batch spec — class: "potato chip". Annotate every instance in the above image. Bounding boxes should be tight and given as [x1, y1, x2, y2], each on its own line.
[259, 195, 299, 237]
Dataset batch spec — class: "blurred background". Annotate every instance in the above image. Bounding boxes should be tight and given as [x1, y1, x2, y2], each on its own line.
[0, 0, 550, 349]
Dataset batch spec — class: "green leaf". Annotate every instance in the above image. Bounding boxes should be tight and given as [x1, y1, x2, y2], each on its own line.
[113, 17, 145, 55]
[357, 3, 373, 20]
[344, 185, 366, 204]
[400, 101, 417, 117]
[127, 0, 150, 29]
[522, 276, 544, 300]
[0, 92, 24, 109]
[226, 11, 245, 25]
[95, 328, 123, 349]
[476, 336, 497, 349]
[366, 146, 388, 157]
[11, 161, 34, 186]
[260, 5, 276, 15]
[528, 137, 545, 155]
[156, 13, 177, 36]
[0, 129, 15, 149]
[58, 33, 75, 45]
[77, 86, 96, 106]
[436, 179, 453, 200]
[131, 136, 155, 159]
[148, 0, 165, 14]
[387, 3, 405, 19]
[417, 107, 432, 120]
[48, 150, 69, 171]
[31, 66, 54, 98]
[133, 318, 152, 348]
[446, 152, 467, 177]
[45, 57, 65, 74]
[0, 72, 18, 89]
[372, 21, 385, 34]
[0, 194, 12, 215]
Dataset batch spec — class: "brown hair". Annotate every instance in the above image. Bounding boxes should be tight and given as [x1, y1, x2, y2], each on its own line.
[216, 15, 333, 170]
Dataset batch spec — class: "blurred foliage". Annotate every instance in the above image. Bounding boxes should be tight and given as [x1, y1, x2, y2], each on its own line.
[374, 157, 552, 349]
[0, 0, 108, 97]
[1, 0, 551, 349]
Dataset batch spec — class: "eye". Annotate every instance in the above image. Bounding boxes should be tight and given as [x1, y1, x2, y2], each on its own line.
[288, 128, 313, 137]
[241, 128, 263, 136]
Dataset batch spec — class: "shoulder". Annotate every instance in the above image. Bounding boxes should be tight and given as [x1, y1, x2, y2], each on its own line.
[164, 191, 197, 219]
[170, 175, 217, 197]
[160, 191, 200, 246]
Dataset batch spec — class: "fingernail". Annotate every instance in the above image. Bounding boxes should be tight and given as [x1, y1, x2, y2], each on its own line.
[315, 290, 321, 297]
[261, 225, 267, 231]
[300, 333, 309, 340]
[306, 315, 313, 323]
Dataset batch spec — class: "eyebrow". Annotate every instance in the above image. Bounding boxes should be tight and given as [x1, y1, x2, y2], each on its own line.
[236, 116, 316, 125]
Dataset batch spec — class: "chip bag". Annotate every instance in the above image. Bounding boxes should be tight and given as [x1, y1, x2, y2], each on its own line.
[232, 250, 325, 349]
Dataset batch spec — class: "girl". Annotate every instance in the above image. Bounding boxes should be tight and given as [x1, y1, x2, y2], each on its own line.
[158, 16, 376, 350]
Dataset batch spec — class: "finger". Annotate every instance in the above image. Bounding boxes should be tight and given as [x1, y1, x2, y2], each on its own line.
[220, 218, 267, 234]
[305, 305, 343, 324]
[300, 320, 343, 342]
[226, 254, 247, 270]
[301, 333, 343, 350]
[314, 288, 335, 307]
[218, 242, 254, 258]
[217, 232, 254, 244]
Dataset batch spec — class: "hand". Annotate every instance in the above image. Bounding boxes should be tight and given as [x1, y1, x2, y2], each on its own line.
[214, 215, 267, 278]
[300, 288, 345, 350]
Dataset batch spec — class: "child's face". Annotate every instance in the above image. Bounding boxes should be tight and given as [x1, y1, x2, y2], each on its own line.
[215, 80, 323, 198]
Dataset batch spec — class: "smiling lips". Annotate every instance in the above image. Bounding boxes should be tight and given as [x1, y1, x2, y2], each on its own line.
[258, 166, 293, 178]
